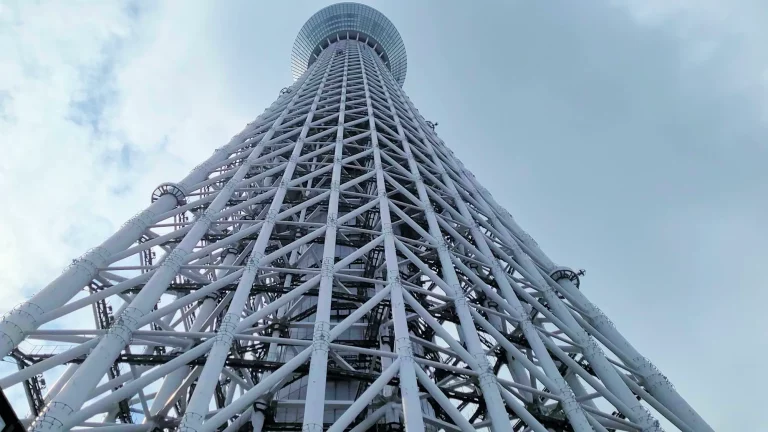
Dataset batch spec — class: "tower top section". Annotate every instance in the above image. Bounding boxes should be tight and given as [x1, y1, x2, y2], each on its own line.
[292, 2, 407, 86]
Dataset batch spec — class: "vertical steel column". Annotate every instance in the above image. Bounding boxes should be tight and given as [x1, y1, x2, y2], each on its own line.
[301, 41, 349, 432]
[392, 76, 594, 431]
[147, 250, 239, 417]
[251, 170, 318, 432]
[367, 54, 513, 432]
[2, 4, 711, 431]
[413, 120, 661, 430]
[179, 48, 336, 432]
[457, 172, 661, 430]
[29, 49, 321, 432]
[454, 151, 712, 431]
[0, 95, 296, 359]
[357, 42, 426, 432]
[197, 246, 389, 431]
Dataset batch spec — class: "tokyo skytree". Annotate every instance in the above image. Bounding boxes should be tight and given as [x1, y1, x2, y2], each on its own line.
[0, 3, 712, 432]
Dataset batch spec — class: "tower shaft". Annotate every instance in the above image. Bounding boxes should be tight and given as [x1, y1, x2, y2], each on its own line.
[0, 4, 713, 432]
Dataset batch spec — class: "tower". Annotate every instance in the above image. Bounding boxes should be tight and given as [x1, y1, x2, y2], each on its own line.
[0, 2, 713, 431]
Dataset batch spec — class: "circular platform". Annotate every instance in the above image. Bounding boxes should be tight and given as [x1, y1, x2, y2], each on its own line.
[292, 2, 407, 86]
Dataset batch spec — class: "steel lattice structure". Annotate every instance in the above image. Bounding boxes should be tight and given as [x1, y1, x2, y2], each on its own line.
[0, 3, 713, 432]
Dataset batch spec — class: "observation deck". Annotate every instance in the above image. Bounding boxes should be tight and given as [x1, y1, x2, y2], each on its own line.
[291, 2, 407, 86]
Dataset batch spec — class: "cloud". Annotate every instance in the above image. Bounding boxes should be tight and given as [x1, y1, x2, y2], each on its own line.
[0, 1, 274, 413]
[2, 0, 764, 428]
[0, 0, 254, 309]
[0, 1, 130, 303]
[393, 1, 768, 429]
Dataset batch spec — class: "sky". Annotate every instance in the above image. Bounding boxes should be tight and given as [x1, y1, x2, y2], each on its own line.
[0, 0, 765, 429]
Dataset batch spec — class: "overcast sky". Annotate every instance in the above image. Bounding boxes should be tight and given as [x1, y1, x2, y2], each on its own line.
[1, 0, 765, 429]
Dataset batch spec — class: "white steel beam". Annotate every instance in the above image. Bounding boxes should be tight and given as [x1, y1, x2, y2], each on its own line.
[4, 7, 710, 431]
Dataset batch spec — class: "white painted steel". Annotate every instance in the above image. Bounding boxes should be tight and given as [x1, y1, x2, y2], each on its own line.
[301, 45, 350, 432]
[1, 4, 712, 432]
[357, 41, 427, 432]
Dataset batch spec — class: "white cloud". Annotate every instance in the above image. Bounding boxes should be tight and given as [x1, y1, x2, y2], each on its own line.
[0, 1, 257, 416]
[2, 0, 762, 427]
[0, 1, 130, 304]
[0, 0, 252, 310]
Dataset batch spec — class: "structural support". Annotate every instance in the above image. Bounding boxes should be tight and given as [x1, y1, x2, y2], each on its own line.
[3, 3, 712, 432]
